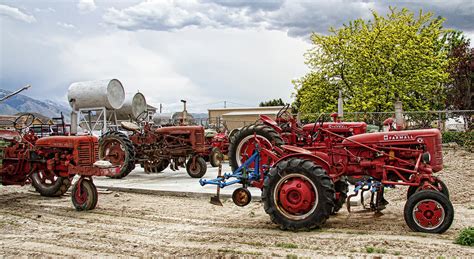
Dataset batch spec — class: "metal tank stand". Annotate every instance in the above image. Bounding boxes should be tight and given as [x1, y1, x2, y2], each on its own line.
[76, 107, 119, 135]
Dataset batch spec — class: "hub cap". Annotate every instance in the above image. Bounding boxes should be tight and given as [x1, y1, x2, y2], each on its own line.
[103, 141, 125, 166]
[274, 174, 317, 220]
[236, 135, 273, 168]
[413, 199, 445, 230]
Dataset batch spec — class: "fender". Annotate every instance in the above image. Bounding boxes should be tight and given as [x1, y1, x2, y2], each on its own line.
[274, 153, 331, 174]
[260, 115, 282, 133]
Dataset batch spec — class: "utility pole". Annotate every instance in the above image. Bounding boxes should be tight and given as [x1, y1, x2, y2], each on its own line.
[159, 103, 162, 113]
[224, 101, 227, 108]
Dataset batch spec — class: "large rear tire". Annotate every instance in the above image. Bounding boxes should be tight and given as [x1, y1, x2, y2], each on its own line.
[99, 131, 136, 179]
[229, 124, 284, 171]
[262, 158, 335, 231]
[31, 170, 71, 197]
[404, 190, 453, 234]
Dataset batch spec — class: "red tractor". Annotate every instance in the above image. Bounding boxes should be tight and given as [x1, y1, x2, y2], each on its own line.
[99, 121, 208, 178]
[229, 105, 367, 171]
[205, 129, 230, 167]
[0, 114, 119, 210]
[202, 119, 453, 233]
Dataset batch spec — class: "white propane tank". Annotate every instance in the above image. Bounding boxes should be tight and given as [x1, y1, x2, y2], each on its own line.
[116, 92, 147, 120]
[67, 79, 125, 110]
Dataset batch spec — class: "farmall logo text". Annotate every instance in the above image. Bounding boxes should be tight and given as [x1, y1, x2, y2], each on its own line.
[328, 125, 348, 128]
[383, 134, 415, 141]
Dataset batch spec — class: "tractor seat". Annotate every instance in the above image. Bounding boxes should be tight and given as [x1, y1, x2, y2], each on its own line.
[281, 145, 312, 154]
[121, 121, 140, 131]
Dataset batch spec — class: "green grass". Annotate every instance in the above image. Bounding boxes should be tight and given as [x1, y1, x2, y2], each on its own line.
[394, 251, 401, 255]
[276, 242, 299, 249]
[217, 248, 262, 255]
[455, 227, 474, 246]
[365, 246, 386, 254]
[286, 254, 298, 259]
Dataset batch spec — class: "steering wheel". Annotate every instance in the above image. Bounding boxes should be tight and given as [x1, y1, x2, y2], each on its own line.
[276, 104, 292, 123]
[134, 110, 149, 123]
[310, 113, 325, 143]
[13, 113, 35, 131]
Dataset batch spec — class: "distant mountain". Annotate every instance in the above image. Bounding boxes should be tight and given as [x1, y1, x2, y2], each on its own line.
[0, 89, 71, 121]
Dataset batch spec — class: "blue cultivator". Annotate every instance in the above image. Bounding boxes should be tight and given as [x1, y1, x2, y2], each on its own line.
[200, 144, 268, 207]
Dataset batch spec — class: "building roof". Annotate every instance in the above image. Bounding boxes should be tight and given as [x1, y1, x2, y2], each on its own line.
[209, 106, 284, 112]
[147, 104, 157, 110]
[222, 110, 279, 116]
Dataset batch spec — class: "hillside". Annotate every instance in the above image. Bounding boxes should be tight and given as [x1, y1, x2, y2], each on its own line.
[0, 89, 70, 121]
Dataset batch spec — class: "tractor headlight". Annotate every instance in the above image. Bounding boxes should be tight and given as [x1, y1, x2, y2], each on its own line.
[422, 152, 431, 164]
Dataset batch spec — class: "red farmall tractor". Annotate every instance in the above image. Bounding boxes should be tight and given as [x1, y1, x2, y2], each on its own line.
[229, 104, 367, 171]
[202, 118, 453, 233]
[98, 121, 208, 178]
[0, 114, 119, 210]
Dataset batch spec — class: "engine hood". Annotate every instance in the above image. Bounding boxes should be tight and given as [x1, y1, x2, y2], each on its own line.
[342, 129, 441, 146]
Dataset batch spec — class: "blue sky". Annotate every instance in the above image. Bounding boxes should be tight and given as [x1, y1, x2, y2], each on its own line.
[1, 0, 473, 112]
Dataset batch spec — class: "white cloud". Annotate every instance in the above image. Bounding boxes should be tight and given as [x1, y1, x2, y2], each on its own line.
[34, 7, 56, 13]
[77, 0, 97, 14]
[102, 0, 474, 38]
[0, 4, 36, 23]
[57, 22, 76, 29]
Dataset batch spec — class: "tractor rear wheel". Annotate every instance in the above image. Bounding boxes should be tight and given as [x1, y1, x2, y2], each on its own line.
[262, 158, 335, 231]
[143, 159, 169, 173]
[404, 190, 453, 234]
[209, 147, 223, 167]
[186, 156, 207, 178]
[333, 179, 348, 214]
[229, 124, 284, 171]
[99, 131, 136, 179]
[407, 179, 449, 199]
[31, 170, 71, 197]
[71, 178, 98, 211]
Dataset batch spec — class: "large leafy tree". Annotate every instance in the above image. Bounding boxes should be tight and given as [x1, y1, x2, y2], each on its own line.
[259, 98, 286, 107]
[442, 31, 473, 110]
[294, 8, 451, 115]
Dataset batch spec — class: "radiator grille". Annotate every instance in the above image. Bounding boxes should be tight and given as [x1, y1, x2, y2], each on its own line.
[77, 141, 92, 166]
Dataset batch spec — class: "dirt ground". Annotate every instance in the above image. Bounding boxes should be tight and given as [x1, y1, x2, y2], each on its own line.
[1, 149, 473, 257]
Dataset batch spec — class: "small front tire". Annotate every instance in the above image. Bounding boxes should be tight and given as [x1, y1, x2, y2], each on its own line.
[71, 179, 98, 211]
[404, 190, 454, 234]
[186, 157, 207, 178]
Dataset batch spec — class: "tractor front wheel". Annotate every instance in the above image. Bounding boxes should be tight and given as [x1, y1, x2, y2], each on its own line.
[404, 190, 453, 234]
[209, 147, 223, 167]
[186, 156, 207, 178]
[71, 178, 98, 211]
[31, 170, 71, 197]
[99, 131, 136, 179]
[262, 158, 335, 231]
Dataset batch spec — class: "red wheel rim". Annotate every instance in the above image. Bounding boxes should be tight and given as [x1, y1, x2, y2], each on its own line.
[413, 199, 445, 230]
[274, 174, 317, 220]
[236, 135, 273, 168]
[103, 140, 125, 166]
[74, 183, 88, 205]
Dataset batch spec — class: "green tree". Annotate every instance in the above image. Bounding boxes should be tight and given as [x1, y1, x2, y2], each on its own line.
[294, 7, 451, 115]
[442, 30, 473, 110]
[259, 98, 285, 107]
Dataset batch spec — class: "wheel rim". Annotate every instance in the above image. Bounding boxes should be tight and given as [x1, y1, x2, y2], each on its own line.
[412, 199, 445, 230]
[74, 183, 88, 205]
[37, 170, 58, 186]
[212, 151, 221, 165]
[189, 162, 201, 174]
[235, 135, 273, 168]
[273, 173, 318, 220]
[102, 140, 125, 166]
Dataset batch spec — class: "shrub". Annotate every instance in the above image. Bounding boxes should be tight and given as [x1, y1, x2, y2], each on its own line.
[442, 131, 474, 151]
[455, 227, 474, 246]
